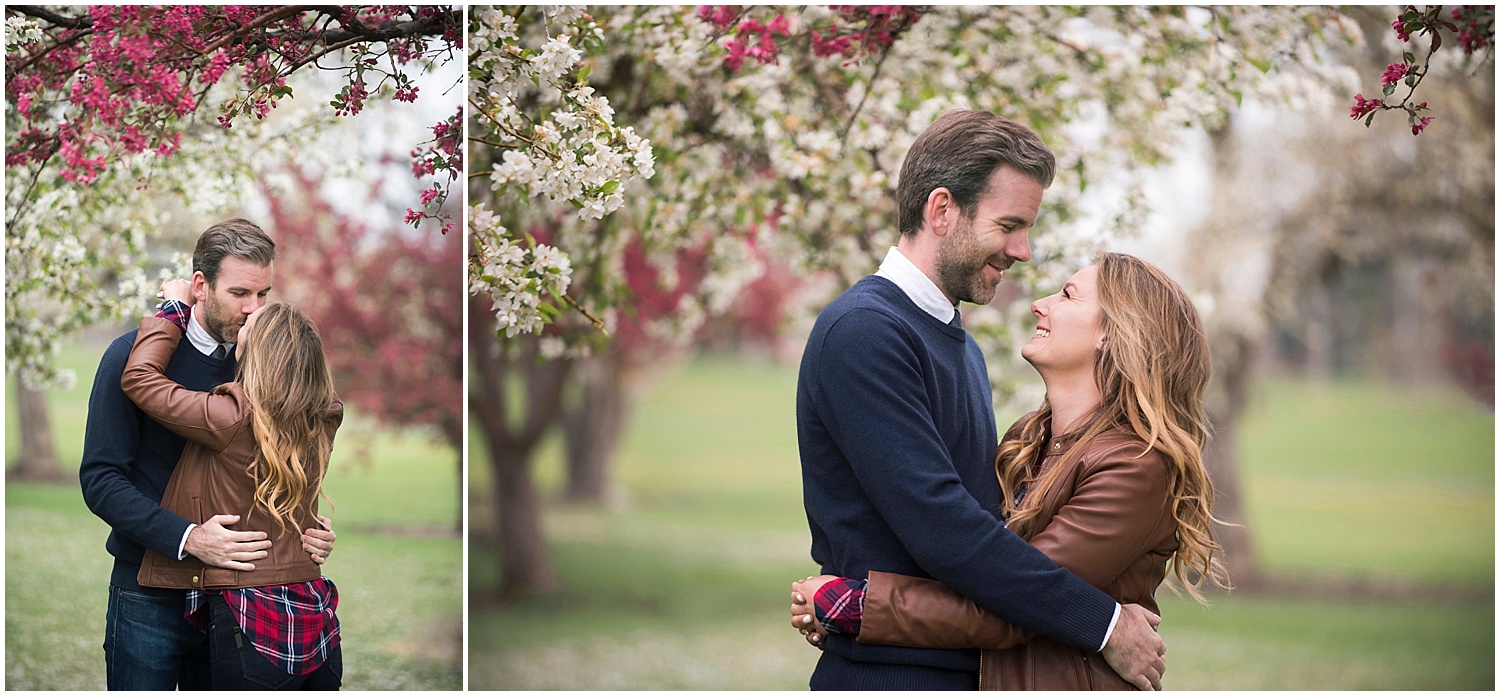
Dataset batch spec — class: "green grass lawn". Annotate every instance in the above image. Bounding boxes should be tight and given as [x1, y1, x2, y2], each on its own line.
[5, 336, 461, 691]
[470, 355, 1495, 690]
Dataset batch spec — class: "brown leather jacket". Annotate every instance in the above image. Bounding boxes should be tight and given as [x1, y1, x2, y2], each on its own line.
[857, 418, 1177, 690]
[122, 316, 343, 591]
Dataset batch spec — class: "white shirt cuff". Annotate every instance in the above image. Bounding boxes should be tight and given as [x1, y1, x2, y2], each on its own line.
[1099, 602, 1122, 652]
[177, 523, 196, 561]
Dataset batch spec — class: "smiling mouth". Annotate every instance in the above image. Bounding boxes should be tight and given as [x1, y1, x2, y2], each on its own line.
[1034, 327, 1050, 338]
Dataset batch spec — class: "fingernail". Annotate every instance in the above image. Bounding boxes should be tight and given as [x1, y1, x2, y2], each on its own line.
[794, 593, 803, 603]
[810, 634, 820, 642]
[803, 615, 812, 625]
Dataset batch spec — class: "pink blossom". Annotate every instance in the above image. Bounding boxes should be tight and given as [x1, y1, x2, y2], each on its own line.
[1349, 93, 1383, 120]
[1411, 115, 1434, 135]
[1380, 62, 1408, 88]
[404, 208, 423, 225]
[1393, 16, 1411, 42]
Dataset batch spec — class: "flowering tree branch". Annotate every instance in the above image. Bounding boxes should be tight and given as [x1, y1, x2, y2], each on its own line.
[1350, 5, 1494, 135]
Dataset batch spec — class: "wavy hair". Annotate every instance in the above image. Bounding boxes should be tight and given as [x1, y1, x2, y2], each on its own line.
[996, 252, 1230, 601]
[236, 302, 335, 535]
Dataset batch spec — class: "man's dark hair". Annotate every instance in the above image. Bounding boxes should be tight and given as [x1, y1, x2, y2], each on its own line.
[192, 218, 276, 286]
[895, 110, 1056, 237]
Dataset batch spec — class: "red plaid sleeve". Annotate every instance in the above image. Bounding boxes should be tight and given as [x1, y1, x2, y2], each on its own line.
[155, 299, 191, 333]
[813, 577, 866, 635]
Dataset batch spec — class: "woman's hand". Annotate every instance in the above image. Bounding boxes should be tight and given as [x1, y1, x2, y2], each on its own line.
[158, 279, 194, 305]
[789, 574, 838, 648]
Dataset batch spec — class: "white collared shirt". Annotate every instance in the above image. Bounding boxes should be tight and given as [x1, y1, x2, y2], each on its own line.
[185, 307, 234, 357]
[176, 305, 232, 560]
[874, 246, 960, 325]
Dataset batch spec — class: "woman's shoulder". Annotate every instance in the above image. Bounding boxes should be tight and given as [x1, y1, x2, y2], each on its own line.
[1080, 428, 1169, 475]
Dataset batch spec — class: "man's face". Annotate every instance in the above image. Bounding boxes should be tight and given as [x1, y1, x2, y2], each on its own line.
[934, 166, 1042, 306]
[193, 257, 273, 343]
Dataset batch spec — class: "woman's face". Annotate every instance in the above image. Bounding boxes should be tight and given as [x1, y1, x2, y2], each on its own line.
[1021, 264, 1105, 376]
[234, 304, 268, 362]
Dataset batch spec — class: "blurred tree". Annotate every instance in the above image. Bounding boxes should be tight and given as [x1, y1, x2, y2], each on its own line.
[1184, 7, 1494, 586]
[5, 5, 459, 480]
[468, 5, 1356, 598]
[261, 164, 464, 529]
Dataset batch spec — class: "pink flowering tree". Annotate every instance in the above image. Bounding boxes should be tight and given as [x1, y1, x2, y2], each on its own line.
[467, 5, 1360, 598]
[4, 6, 460, 480]
[1349, 5, 1494, 134]
[263, 165, 464, 530]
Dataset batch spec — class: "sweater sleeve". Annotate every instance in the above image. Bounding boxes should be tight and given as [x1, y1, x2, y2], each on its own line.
[810, 308, 1116, 653]
[78, 333, 195, 559]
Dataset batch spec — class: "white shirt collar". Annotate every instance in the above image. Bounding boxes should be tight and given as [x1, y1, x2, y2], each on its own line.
[184, 307, 233, 357]
[874, 246, 959, 325]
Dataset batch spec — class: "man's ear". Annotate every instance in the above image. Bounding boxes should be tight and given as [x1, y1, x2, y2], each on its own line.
[191, 271, 209, 304]
[923, 187, 955, 237]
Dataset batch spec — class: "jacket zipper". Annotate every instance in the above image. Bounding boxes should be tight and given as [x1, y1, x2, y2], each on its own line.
[977, 650, 984, 690]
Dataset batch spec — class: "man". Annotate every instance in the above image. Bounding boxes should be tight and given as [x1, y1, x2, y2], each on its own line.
[796, 110, 1166, 690]
[80, 219, 337, 690]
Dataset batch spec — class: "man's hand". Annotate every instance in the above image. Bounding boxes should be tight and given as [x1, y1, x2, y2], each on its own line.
[789, 575, 837, 648]
[302, 515, 336, 565]
[184, 514, 270, 571]
[1100, 603, 1166, 691]
[159, 280, 194, 305]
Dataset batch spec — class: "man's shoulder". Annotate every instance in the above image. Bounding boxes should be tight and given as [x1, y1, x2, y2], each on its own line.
[94, 328, 142, 374]
[820, 276, 913, 326]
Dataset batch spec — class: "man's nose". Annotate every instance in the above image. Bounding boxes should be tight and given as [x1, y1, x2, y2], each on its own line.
[1007, 233, 1032, 263]
[245, 297, 263, 312]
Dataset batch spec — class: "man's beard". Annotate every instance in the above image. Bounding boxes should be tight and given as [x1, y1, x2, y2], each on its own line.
[935, 215, 1000, 306]
[198, 292, 238, 343]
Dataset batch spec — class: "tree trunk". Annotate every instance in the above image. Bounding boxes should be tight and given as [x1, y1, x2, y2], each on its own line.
[469, 298, 571, 599]
[560, 353, 633, 505]
[10, 383, 66, 482]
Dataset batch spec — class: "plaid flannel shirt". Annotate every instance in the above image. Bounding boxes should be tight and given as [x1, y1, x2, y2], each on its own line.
[187, 578, 341, 675]
[813, 577, 866, 636]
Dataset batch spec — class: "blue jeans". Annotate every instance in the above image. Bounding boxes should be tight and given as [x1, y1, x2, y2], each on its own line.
[104, 584, 210, 690]
[207, 593, 342, 690]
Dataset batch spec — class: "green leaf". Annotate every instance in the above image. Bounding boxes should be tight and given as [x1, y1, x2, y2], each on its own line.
[1383, 85, 1396, 96]
[577, 64, 592, 84]
[599, 180, 620, 195]
[270, 86, 293, 98]
[1248, 57, 1271, 73]
[1404, 51, 1416, 64]
[1365, 112, 1377, 127]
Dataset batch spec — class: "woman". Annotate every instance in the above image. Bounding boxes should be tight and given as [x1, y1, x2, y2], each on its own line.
[122, 283, 344, 690]
[789, 252, 1229, 690]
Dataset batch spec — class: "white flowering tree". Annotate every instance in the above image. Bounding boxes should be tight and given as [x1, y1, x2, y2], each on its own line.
[468, 5, 1362, 598]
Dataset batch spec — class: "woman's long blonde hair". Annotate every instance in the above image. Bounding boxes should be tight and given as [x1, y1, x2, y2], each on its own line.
[997, 252, 1230, 601]
[236, 302, 335, 535]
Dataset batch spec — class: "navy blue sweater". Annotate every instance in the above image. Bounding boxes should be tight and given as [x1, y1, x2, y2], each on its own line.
[79, 327, 236, 591]
[797, 276, 1116, 673]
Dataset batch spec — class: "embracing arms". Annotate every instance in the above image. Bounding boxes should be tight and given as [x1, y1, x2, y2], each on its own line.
[794, 437, 1173, 686]
[803, 306, 1119, 650]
